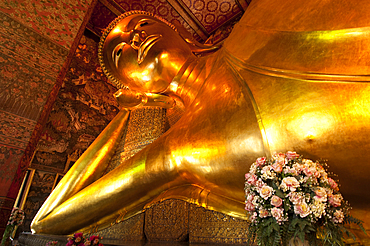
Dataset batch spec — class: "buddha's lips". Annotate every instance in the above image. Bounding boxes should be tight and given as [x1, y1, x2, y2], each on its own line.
[138, 34, 162, 64]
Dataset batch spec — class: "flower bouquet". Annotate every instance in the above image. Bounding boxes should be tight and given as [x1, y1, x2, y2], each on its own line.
[66, 233, 85, 246]
[46, 241, 58, 246]
[244, 151, 365, 246]
[84, 235, 103, 246]
[1, 207, 25, 246]
[66, 233, 103, 246]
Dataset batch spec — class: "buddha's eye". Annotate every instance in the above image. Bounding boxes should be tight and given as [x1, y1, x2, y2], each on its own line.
[134, 19, 153, 30]
[113, 43, 126, 68]
[140, 22, 148, 27]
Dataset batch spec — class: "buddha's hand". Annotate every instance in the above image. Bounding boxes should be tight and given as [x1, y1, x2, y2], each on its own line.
[114, 88, 146, 109]
[114, 88, 175, 109]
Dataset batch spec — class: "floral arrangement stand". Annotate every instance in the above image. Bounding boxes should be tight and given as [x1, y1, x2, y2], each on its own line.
[244, 151, 366, 246]
[1, 207, 25, 246]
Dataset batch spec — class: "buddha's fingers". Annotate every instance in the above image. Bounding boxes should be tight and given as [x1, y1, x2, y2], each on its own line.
[31, 110, 130, 228]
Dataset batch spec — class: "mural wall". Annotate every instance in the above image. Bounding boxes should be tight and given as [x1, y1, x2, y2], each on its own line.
[29, 34, 119, 176]
[18, 33, 119, 232]
[0, 0, 95, 235]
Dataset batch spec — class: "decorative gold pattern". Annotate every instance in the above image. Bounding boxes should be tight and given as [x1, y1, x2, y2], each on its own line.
[105, 107, 168, 174]
[144, 199, 189, 242]
[88, 213, 145, 242]
[189, 203, 250, 244]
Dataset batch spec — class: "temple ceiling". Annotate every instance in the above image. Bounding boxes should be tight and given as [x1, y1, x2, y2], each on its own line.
[87, 0, 251, 44]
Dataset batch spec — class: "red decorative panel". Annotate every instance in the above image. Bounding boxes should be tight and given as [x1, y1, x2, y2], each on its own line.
[88, 1, 118, 35]
[0, 145, 24, 197]
[183, 0, 242, 33]
[0, 0, 93, 49]
[114, 0, 201, 41]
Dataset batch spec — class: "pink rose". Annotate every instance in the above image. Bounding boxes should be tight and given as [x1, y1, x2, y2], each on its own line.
[250, 212, 258, 222]
[256, 157, 266, 166]
[313, 187, 327, 202]
[288, 192, 304, 205]
[283, 166, 298, 176]
[280, 177, 300, 192]
[328, 178, 339, 191]
[271, 207, 284, 222]
[303, 166, 316, 177]
[256, 179, 264, 188]
[328, 194, 342, 207]
[260, 185, 273, 199]
[286, 151, 299, 160]
[259, 208, 269, 218]
[292, 164, 304, 174]
[246, 194, 254, 202]
[272, 163, 283, 172]
[247, 174, 258, 185]
[245, 202, 255, 211]
[273, 153, 285, 165]
[245, 173, 250, 180]
[294, 201, 310, 218]
[275, 153, 285, 159]
[271, 195, 283, 207]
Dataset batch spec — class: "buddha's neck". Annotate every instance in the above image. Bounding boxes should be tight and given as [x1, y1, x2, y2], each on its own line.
[167, 55, 216, 108]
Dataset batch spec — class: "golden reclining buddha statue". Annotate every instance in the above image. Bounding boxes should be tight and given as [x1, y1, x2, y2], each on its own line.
[32, 0, 370, 235]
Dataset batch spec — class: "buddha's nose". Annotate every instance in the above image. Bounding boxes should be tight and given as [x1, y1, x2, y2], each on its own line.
[130, 30, 147, 50]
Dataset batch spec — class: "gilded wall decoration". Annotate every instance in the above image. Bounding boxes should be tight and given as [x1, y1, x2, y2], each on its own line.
[189, 203, 250, 244]
[0, 0, 96, 234]
[144, 199, 189, 242]
[0, 111, 36, 150]
[30, 34, 119, 174]
[0, 0, 93, 49]
[0, 11, 68, 121]
[89, 214, 145, 242]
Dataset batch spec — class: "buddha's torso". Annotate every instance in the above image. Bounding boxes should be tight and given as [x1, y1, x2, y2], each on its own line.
[219, 0, 370, 205]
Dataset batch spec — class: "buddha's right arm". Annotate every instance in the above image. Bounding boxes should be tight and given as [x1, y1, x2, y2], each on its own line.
[31, 109, 130, 229]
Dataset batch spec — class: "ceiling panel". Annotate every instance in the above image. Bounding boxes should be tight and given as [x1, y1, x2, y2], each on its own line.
[87, 0, 250, 43]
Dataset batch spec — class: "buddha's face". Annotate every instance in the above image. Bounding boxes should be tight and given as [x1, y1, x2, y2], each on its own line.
[102, 14, 193, 93]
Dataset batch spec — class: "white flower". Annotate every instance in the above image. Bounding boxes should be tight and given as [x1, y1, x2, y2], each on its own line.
[333, 210, 344, 223]
[259, 185, 274, 199]
[280, 177, 300, 192]
[294, 201, 311, 218]
[261, 165, 276, 179]
[310, 200, 326, 219]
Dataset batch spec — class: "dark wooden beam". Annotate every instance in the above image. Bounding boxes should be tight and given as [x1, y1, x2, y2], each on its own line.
[166, 0, 209, 40]
[100, 0, 125, 16]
